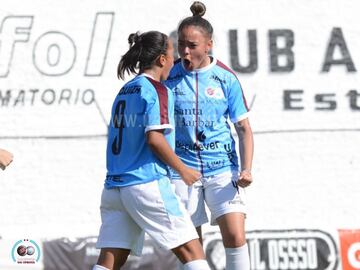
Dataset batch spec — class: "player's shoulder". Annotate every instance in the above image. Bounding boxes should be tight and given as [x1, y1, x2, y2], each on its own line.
[122, 74, 147, 88]
[117, 76, 142, 95]
[137, 75, 171, 103]
[167, 59, 184, 81]
[117, 75, 156, 100]
[173, 58, 182, 68]
[213, 59, 238, 78]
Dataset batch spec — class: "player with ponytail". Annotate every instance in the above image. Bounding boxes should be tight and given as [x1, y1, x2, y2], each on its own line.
[93, 30, 210, 270]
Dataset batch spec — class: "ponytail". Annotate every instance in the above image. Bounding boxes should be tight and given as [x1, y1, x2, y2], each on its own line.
[117, 31, 168, 80]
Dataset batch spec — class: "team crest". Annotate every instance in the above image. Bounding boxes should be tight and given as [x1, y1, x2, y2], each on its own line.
[205, 87, 224, 99]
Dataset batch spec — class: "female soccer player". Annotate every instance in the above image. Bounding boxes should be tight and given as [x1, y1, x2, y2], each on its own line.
[93, 31, 210, 270]
[165, 2, 254, 270]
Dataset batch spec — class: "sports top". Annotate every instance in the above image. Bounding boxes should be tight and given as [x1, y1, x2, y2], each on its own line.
[105, 74, 174, 188]
[165, 57, 249, 178]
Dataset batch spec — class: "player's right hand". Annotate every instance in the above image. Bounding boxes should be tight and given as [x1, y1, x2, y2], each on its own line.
[179, 167, 202, 186]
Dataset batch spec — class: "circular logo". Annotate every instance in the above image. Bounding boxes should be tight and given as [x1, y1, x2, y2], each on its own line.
[26, 246, 36, 256]
[12, 239, 41, 264]
[205, 87, 224, 99]
[16, 245, 27, 256]
[348, 242, 360, 268]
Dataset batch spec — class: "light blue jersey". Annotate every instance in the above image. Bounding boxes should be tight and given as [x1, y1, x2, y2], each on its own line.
[165, 57, 249, 177]
[105, 74, 174, 188]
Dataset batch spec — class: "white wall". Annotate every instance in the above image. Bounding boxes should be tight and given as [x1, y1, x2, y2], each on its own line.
[1, 0, 359, 268]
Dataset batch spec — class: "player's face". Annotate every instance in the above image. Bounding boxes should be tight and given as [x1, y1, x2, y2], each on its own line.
[178, 26, 212, 71]
[160, 39, 174, 80]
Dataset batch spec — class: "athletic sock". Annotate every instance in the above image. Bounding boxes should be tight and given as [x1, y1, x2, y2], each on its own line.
[183, 259, 211, 270]
[225, 244, 250, 270]
[92, 265, 110, 270]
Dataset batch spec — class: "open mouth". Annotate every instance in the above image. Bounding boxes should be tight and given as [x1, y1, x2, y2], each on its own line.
[183, 59, 191, 70]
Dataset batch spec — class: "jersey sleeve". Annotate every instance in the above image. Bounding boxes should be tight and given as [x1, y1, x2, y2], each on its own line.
[143, 84, 174, 134]
[227, 75, 250, 123]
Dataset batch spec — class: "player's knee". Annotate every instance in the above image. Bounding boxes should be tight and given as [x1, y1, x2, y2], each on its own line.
[96, 248, 129, 269]
[173, 239, 205, 262]
[223, 233, 247, 248]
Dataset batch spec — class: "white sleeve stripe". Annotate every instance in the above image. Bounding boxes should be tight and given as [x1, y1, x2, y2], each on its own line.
[230, 112, 250, 123]
[145, 124, 174, 134]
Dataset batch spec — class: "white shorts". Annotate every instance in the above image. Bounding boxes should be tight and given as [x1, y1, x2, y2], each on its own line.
[173, 170, 247, 227]
[96, 177, 198, 256]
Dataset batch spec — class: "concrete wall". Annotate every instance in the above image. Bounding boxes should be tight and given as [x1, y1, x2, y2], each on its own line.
[1, 0, 359, 269]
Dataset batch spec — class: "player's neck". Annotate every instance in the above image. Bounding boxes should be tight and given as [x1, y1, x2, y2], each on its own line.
[142, 69, 161, 82]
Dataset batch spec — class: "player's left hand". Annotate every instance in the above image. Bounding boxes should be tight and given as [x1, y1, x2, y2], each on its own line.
[237, 170, 252, 188]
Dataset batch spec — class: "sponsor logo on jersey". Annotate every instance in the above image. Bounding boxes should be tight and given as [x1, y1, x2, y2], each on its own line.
[205, 87, 225, 99]
[210, 74, 227, 84]
[176, 140, 220, 152]
[197, 130, 206, 142]
[175, 107, 202, 115]
[118, 86, 141, 95]
[173, 87, 186, 96]
[176, 117, 216, 128]
[206, 159, 226, 169]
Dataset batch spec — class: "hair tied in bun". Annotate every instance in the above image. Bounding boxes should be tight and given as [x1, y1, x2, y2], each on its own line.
[190, 1, 206, 17]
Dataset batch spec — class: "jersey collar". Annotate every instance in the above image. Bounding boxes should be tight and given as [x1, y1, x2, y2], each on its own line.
[181, 56, 217, 74]
[139, 73, 156, 81]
